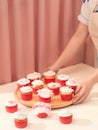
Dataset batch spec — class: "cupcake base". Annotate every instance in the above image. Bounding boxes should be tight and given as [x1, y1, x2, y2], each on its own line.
[14, 118, 28, 128]
[61, 93, 72, 101]
[44, 77, 55, 84]
[33, 87, 43, 95]
[59, 115, 72, 124]
[57, 80, 67, 86]
[5, 105, 18, 113]
[39, 96, 51, 103]
[69, 86, 77, 94]
[37, 113, 48, 118]
[49, 87, 59, 95]
[21, 92, 33, 100]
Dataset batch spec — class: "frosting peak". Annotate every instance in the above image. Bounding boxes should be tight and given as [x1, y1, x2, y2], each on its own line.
[14, 112, 27, 120]
[20, 86, 32, 93]
[32, 101, 51, 115]
[60, 87, 73, 93]
[26, 72, 41, 80]
[37, 88, 53, 98]
[17, 78, 30, 85]
[47, 82, 60, 88]
[57, 74, 69, 80]
[66, 78, 77, 86]
[5, 100, 17, 107]
[59, 109, 72, 117]
[32, 80, 44, 87]
[43, 71, 56, 77]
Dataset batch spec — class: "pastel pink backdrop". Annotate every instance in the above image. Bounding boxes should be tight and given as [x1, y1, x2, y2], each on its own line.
[0, 0, 94, 84]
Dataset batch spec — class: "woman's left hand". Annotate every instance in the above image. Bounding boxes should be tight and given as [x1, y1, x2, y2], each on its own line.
[72, 79, 93, 104]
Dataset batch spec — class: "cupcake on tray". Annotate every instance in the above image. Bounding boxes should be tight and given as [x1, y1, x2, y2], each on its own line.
[17, 78, 30, 89]
[56, 74, 69, 86]
[59, 109, 73, 124]
[66, 78, 77, 94]
[32, 101, 51, 118]
[14, 112, 28, 128]
[31, 80, 44, 95]
[43, 70, 56, 84]
[20, 86, 33, 100]
[60, 87, 73, 101]
[5, 100, 18, 113]
[26, 72, 42, 85]
[47, 82, 60, 95]
[37, 88, 53, 103]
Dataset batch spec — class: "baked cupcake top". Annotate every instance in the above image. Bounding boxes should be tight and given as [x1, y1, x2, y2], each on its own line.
[66, 78, 77, 86]
[47, 82, 60, 88]
[31, 80, 44, 87]
[14, 112, 27, 120]
[57, 74, 69, 80]
[26, 72, 41, 80]
[43, 70, 56, 77]
[17, 78, 30, 85]
[60, 87, 73, 94]
[5, 100, 17, 107]
[37, 88, 53, 98]
[32, 101, 51, 115]
[20, 86, 32, 93]
[33, 101, 51, 108]
[59, 109, 72, 117]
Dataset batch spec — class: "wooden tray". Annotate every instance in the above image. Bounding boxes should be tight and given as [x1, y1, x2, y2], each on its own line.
[15, 89, 72, 109]
[14, 64, 96, 109]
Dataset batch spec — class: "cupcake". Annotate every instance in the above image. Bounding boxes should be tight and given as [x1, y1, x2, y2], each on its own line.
[32, 102, 51, 118]
[5, 100, 18, 113]
[66, 78, 77, 94]
[17, 78, 30, 89]
[14, 112, 28, 128]
[26, 72, 42, 85]
[31, 80, 44, 94]
[20, 86, 33, 100]
[37, 88, 53, 103]
[60, 87, 73, 101]
[59, 109, 73, 124]
[47, 82, 60, 95]
[43, 70, 56, 84]
[56, 74, 69, 86]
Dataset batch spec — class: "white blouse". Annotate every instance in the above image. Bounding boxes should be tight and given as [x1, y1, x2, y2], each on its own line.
[78, 0, 94, 25]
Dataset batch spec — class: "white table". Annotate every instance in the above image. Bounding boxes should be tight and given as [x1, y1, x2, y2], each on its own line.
[0, 63, 98, 130]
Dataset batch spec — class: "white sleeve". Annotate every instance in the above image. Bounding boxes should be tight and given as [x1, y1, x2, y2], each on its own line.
[78, 2, 91, 25]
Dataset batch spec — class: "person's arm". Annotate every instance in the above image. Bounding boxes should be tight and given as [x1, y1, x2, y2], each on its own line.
[73, 68, 98, 104]
[49, 22, 89, 72]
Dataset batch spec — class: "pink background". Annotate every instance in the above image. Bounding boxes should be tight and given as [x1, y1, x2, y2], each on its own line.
[0, 0, 94, 84]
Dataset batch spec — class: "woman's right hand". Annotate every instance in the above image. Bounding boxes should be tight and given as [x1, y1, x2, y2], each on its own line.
[47, 66, 59, 73]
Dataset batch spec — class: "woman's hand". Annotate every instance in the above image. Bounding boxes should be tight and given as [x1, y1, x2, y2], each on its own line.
[72, 79, 93, 104]
[47, 65, 59, 73]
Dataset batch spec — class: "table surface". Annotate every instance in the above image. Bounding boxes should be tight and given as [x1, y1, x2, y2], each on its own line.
[0, 63, 98, 130]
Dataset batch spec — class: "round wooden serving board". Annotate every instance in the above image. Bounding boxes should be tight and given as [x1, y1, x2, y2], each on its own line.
[15, 89, 72, 109]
